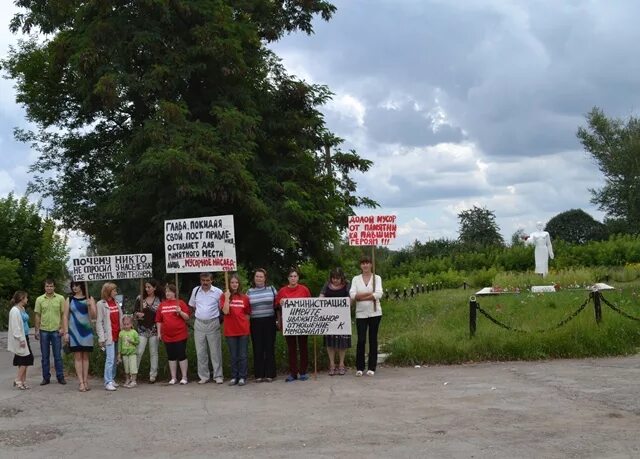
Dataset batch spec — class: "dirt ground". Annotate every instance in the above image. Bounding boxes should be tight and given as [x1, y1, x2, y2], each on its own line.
[1, 331, 639, 459]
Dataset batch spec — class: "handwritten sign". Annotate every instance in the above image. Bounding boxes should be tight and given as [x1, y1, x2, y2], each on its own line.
[348, 215, 397, 246]
[164, 215, 237, 273]
[282, 297, 351, 336]
[72, 254, 153, 282]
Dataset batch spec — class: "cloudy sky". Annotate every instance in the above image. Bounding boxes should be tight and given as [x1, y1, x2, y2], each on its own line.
[2, 0, 640, 250]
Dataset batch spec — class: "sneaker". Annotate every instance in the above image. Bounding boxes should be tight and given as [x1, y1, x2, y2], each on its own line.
[128, 381, 137, 388]
[149, 377, 156, 384]
[168, 379, 177, 385]
[105, 382, 117, 391]
[366, 370, 375, 376]
[179, 379, 188, 385]
[228, 379, 238, 386]
[214, 377, 224, 384]
[265, 377, 273, 383]
[298, 373, 309, 381]
[355, 370, 363, 377]
[197, 379, 209, 385]
[112, 381, 120, 388]
[238, 378, 246, 386]
[285, 374, 297, 382]
[255, 378, 263, 383]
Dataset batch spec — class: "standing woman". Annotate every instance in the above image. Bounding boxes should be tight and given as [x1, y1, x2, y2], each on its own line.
[134, 280, 164, 383]
[221, 274, 251, 386]
[349, 256, 383, 377]
[156, 284, 190, 385]
[63, 281, 96, 392]
[7, 291, 34, 389]
[320, 268, 351, 376]
[247, 268, 277, 383]
[96, 282, 123, 391]
[276, 268, 311, 382]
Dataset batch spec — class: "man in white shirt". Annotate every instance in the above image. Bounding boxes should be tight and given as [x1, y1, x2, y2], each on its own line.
[189, 272, 224, 384]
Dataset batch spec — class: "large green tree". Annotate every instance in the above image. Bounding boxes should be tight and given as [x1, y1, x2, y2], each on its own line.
[457, 206, 504, 248]
[577, 107, 640, 231]
[3, 1, 374, 279]
[0, 193, 68, 298]
[545, 209, 607, 244]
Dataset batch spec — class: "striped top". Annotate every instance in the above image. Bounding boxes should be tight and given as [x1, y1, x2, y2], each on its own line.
[247, 286, 276, 319]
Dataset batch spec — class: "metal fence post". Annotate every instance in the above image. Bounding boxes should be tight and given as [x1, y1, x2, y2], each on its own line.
[469, 296, 477, 337]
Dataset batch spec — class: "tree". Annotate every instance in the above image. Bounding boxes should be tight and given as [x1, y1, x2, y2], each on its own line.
[3, 1, 374, 280]
[457, 206, 504, 248]
[0, 193, 68, 298]
[577, 107, 640, 231]
[510, 228, 527, 247]
[545, 209, 607, 244]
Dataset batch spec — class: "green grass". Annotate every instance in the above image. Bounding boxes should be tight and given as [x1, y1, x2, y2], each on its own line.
[383, 283, 640, 365]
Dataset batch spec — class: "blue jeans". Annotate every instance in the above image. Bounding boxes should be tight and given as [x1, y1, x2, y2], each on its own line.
[226, 336, 248, 379]
[40, 330, 64, 382]
[104, 342, 117, 385]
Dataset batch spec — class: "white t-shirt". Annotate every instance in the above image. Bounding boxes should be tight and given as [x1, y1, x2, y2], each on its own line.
[188, 285, 223, 320]
[349, 274, 383, 319]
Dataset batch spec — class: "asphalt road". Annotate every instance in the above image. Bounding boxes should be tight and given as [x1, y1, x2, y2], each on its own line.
[1, 331, 639, 458]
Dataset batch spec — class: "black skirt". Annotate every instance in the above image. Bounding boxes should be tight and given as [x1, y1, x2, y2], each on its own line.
[13, 336, 34, 367]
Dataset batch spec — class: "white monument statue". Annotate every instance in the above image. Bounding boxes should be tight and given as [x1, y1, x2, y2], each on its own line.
[525, 221, 554, 277]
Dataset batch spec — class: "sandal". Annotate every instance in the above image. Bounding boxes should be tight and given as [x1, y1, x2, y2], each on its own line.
[338, 367, 346, 376]
[328, 367, 336, 376]
[79, 383, 87, 392]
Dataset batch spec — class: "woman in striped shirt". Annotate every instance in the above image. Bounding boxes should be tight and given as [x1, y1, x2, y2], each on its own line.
[247, 268, 277, 382]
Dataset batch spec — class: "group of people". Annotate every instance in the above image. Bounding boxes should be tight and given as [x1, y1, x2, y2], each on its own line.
[7, 256, 383, 391]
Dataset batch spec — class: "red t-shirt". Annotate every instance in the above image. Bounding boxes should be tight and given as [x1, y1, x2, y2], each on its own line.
[155, 299, 190, 343]
[107, 298, 120, 342]
[220, 294, 251, 337]
[275, 284, 312, 308]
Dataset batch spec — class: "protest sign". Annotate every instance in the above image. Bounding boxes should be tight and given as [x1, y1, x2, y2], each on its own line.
[348, 215, 397, 246]
[164, 215, 237, 273]
[71, 254, 153, 282]
[281, 297, 351, 336]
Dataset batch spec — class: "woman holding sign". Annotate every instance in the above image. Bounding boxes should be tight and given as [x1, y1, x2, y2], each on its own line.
[319, 268, 351, 376]
[133, 280, 164, 384]
[276, 268, 311, 382]
[248, 268, 277, 383]
[96, 282, 123, 391]
[221, 274, 251, 386]
[350, 256, 383, 377]
[156, 284, 191, 385]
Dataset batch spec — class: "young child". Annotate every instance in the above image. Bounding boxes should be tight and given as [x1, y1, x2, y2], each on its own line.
[118, 315, 140, 388]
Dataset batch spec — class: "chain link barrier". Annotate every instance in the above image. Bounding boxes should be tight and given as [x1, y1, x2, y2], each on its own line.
[475, 295, 591, 334]
[600, 295, 640, 322]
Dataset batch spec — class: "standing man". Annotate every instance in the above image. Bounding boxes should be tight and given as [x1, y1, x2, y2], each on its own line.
[34, 278, 67, 385]
[189, 272, 224, 384]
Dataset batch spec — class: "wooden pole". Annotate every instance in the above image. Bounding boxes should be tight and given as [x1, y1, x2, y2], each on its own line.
[371, 246, 377, 311]
[313, 335, 317, 380]
[224, 272, 229, 291]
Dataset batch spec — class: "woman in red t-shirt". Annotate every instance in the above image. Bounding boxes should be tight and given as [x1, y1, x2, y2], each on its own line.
[221, 274, 251, 386]
[156, 284, 190, 385]
[276, 268, 312, 382]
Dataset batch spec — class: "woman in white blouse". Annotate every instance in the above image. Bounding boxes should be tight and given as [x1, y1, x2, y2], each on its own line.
[349, 256, 383, 377]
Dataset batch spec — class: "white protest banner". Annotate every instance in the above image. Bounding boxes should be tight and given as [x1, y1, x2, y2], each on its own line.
[348, 214, 398, 246]
[282, 297, 351, 336]
[71, 254, 153, 282]
[164, 215, 237, 273]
